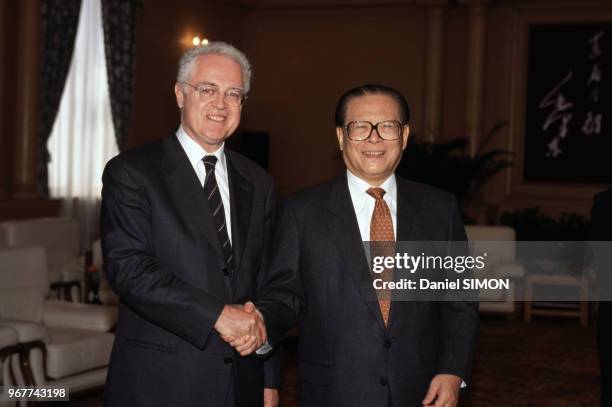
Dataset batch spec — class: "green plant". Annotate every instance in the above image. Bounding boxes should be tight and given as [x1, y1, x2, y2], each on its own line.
[499, 207, 589, 241]
[396, 120, 513, 218]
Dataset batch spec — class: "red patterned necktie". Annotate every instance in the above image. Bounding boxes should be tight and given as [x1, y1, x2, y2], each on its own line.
[367, 187, 395, 326]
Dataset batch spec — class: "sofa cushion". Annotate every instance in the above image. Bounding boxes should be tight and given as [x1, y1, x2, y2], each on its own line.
[0, 319, 47, 342]
[45, 327, 114, 380]
[0, 218, 79, 253]
[465, 225, 516, 261]
[0, 247, 48, 321]
[0, 219, 81, 285]
[44, 300, 117, 331]
[0, 288, 48, 323]
[0, 247, 48, 289]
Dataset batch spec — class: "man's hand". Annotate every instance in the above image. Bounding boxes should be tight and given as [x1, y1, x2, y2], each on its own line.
[214, 301, 267, 356]
[422, 374, 462, 407]
[264, 388, 279, 407]
[227, 301, 268, 355]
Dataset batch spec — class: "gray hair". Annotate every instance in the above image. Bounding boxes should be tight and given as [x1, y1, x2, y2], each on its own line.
[176, 41, 253, 93]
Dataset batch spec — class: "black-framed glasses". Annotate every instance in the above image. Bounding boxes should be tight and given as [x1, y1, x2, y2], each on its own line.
[181, 82, 247, 107]
[344, 120, 404, 141]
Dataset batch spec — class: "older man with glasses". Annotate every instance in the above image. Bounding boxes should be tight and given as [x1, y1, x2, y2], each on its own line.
[256, 84, 479, 407]
[101, 42, 280, 407]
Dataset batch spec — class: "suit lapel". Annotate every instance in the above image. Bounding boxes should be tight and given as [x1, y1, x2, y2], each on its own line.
[161, 135, 225, 262]
[325, 174, 387, 330]
[226, 151, 253, 277]
[388, 176, 420, 331]
[395, 177, 419, 243]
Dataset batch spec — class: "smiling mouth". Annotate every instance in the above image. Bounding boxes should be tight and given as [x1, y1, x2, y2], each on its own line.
[362, 151, 385, 157]
[206, 114, 226, 122]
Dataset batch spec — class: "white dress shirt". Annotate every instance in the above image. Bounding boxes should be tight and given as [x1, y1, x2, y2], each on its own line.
[176, 125, 232, 243]
[346, 170, 397, 242]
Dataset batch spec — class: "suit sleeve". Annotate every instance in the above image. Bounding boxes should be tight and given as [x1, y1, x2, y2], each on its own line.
[435, 198, 479, 382]
[256, 200, 303, 348]
[590, 192, 612, 241]
[262, 344, 283, 389]
[101, 157, 225, 349]
[260, 180, 284, 389]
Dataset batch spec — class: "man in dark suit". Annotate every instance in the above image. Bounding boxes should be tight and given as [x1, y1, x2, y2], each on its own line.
[101, 42, 279, 406]
[590, 188, 612, 407]
[257, 84, 478, 407]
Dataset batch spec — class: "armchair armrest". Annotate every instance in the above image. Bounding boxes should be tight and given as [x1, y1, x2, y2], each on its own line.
[0, 318, 47, 343]
[43, 300, 117, 331]
[0, 325, 18, 350]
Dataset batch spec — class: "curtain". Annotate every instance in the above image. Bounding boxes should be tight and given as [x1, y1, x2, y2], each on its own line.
[38, 0, 82, 196]
[47, 0, 119, 250]
[101, 0, 143, 151]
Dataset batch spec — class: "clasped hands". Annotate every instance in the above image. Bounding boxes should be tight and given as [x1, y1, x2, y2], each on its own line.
[214, 301, 267, 356]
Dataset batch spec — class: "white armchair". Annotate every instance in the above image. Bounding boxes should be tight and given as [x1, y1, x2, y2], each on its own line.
[0, 325, 18, 391]
[465, 225, 525, 314]
[0, 246, 117, 394]
[0, 218, 84, 301]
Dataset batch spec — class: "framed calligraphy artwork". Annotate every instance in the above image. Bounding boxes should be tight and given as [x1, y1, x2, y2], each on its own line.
[508, 4, 612, 201]
[524, 23, 611, 183]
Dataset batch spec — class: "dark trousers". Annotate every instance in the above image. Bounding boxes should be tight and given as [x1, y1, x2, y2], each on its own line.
[600, 302, 612, 407]
[224, 365, 239, 407]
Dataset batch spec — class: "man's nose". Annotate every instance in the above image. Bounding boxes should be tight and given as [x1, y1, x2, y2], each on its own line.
[212, 92, 227, 109]
[368, 128, 383, 143]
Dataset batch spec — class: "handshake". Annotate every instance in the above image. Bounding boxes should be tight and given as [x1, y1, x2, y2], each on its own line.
[214, 301, 268, 356]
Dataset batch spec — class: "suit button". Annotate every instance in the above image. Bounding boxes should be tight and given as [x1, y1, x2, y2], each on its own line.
[224, 357, 233, 365]
[380, 378, 388, 386]
[222, 268, 229, 276]
[384, 339, 392, 348]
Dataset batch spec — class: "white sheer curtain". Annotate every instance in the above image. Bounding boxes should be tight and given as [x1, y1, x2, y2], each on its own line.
[47, 0, 118, 250]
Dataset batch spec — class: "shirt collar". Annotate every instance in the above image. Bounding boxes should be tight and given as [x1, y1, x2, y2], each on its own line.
[176, 125, 227, 175]
[346, 170, 397, 213]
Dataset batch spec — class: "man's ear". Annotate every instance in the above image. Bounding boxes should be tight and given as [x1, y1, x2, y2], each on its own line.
[336, 127, 345, 151]
[401, 124, 410, 150]
[174, 83, 184, 109]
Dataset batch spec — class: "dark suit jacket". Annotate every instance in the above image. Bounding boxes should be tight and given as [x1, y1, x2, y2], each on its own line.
[258, 173, 479, 407]
[101, 135, 279, 406]
[590, 188, 612, 290]
[590, 188, 612, 407]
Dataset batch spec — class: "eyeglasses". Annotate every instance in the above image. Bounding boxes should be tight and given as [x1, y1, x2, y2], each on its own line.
[181, 82, 247, 107]
[343, 120, 404, 141]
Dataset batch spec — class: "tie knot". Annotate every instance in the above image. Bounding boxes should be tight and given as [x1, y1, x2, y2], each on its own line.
[367, 187, 386, 200]
[203, 155, 218, 170]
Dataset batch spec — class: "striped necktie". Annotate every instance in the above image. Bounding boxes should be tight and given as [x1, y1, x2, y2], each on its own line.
[203, 155, 233, 268]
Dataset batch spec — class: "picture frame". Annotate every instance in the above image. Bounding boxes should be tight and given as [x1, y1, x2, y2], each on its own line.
[507, 2, 612, 201]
